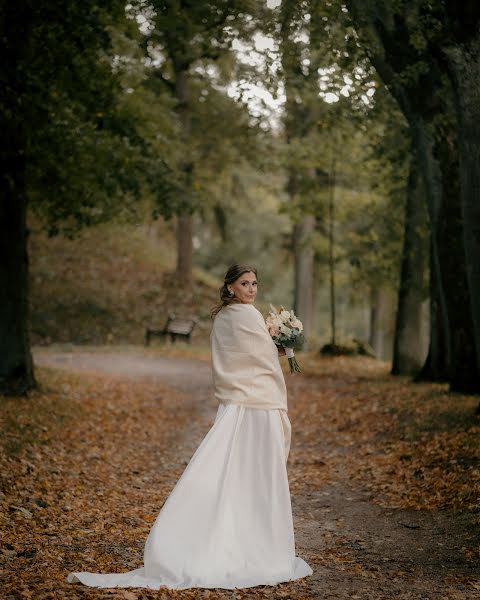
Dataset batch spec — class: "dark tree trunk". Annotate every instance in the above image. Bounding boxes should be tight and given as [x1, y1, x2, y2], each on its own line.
[434, 126, 479, 392]
[173, 67, 194, 289]
[293, 215, 316, 346]
[0, 139, 35, 395]
[445, 38, 480, 385]
[0, 2, 36, 394]
[346, 1, 480, 391]
[410, 113, 478, 390]
[415, 238, 449, 382]
[392, 155, 427, 375]
[408, 116, 452, 377]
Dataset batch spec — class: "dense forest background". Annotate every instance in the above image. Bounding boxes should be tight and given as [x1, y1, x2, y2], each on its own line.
[2, 0, 480, 394]
[27, 0, 414, 363]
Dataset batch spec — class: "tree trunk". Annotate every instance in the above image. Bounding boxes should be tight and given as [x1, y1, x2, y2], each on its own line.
[0, 141, 36, 395]
[369, 287, 386, 357]
[280, 1, 316, 345]
[408, 114, 453, 375]
[173, 67, 194, 289]
[436, 130, 479, 392]
[445, 39, 480, 389]
[416, 237, 449, 382]
[392, 154, 427, 375]
[311, 255, 318, 338]
[293, 215, 316, 346]
[379, 72, 476, 389]
[176, 213, 193, 288]
[328, 157, 336, 346]
[345, 0, 479, 391]
[411, 115, 479, 390]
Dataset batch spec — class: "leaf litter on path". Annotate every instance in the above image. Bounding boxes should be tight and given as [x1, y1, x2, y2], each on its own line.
[1, 352, 479, 599]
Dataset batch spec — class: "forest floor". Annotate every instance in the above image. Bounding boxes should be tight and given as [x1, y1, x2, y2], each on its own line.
[1, 347, 479, 600]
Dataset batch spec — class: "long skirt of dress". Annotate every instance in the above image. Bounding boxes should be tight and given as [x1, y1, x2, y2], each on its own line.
[67, 403, 313, 590]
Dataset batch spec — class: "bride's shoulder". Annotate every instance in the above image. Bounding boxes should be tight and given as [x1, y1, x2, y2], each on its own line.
[227, 303, 258, 314]
[229, 303, 265, 323]
[222, 303, 261, 319]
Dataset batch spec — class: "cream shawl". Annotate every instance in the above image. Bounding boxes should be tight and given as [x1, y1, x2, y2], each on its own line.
[210, 303, 288, 411]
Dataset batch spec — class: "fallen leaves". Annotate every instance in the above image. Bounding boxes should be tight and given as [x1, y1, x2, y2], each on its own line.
[0, 368, 202, 599]
[1, 353, 479, 599]
[291, 354, 480, 513]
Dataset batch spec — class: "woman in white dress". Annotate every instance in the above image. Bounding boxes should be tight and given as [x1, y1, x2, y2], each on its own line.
[67, 263, 312, 590]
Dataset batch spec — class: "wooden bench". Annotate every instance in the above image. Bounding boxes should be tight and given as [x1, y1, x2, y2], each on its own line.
[145, 313, 198, 345]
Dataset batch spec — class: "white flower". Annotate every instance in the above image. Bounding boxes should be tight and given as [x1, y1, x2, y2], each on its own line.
[291, 318, 303, 331]
[265, 306, 303, 348]
[268, 324, 280, 336]
[270, 315, 281, 328]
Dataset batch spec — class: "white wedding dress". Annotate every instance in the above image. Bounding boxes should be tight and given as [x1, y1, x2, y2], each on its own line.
[67, 303, 313, 590]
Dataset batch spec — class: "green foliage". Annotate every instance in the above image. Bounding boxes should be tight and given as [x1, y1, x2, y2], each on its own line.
[340, 88, 410, 294]
[119, 0, 271, 225]
[0, 1, 176, 237]
[0, 0, 426, 347]
[260, 0, 408, 304]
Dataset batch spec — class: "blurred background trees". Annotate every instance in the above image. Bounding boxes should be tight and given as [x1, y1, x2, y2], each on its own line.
[1, 0, 479, 394]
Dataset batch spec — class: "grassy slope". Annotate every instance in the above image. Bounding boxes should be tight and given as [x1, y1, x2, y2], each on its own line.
[28, 217, 222, 346]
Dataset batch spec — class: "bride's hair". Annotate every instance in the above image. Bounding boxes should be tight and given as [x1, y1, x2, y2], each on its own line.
[210, 263, 258, 319]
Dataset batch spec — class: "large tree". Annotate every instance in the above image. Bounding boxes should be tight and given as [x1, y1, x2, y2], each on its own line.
[392, 152, 428, 375]
[268, 0, 407, 350]
[276, 0, 343, 340]
[346, 0, 480, 393]
[439, 3, 480, 383]
[0, 1, 167, 395]
[278, 0, 317, 338]
[128, 0, 258, 288]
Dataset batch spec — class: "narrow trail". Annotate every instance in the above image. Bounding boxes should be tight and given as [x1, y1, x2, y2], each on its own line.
[33, 347, 479, 600]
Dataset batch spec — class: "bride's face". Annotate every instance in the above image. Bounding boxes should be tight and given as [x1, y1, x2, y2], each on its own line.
[230, 271, 258, 304]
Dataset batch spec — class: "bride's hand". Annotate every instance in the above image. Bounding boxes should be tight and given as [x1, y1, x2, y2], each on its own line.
[277, 345, 286, 356]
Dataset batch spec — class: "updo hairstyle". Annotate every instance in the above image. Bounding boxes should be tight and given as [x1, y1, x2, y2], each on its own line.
[210, 263, 258, 318]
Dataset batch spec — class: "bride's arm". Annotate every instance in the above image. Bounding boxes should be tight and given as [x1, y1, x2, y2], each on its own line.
[232, 305, 287, 359]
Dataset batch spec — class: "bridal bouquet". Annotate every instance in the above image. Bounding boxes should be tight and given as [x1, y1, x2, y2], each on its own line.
[266, 305, 305, 373]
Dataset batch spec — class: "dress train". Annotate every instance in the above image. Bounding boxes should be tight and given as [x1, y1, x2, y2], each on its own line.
[67, 403, 312, 590]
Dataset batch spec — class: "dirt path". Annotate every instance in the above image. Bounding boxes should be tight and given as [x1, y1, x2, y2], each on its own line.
[32, 347, 479, 600]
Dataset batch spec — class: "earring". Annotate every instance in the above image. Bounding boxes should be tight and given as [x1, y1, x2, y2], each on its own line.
[227, 288, 234, 297]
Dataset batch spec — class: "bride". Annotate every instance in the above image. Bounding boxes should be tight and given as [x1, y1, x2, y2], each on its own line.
[67, 263, 313, 590]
